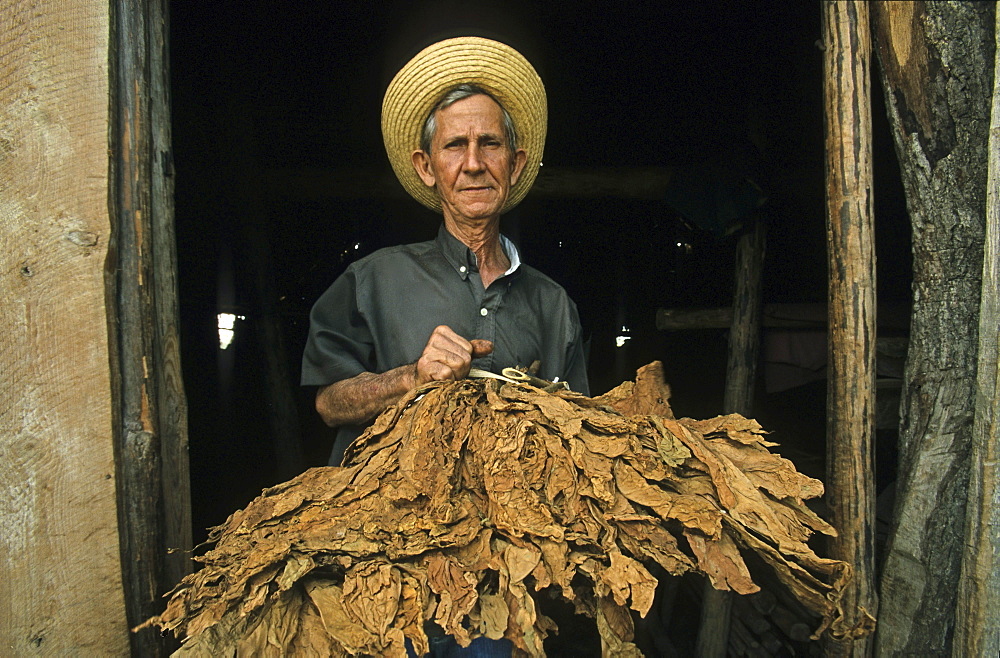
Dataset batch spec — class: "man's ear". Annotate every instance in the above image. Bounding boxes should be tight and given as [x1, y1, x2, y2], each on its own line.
[411, 150, 436, 188]
[510, 148, 528, 186]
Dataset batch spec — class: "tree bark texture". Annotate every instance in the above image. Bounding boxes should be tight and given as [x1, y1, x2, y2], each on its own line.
[955, 7, 1000, 655]
[696, 216, 766, 657]
[871, 2, 993, 655]
[823, 2, 878, 655]
[108, 0, 191, 654]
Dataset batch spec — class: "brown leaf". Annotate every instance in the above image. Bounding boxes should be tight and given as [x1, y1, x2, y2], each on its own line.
[425, 554, 479, 645]
[598, 549, 657, 615]
[306, 579, 377, 652]
[685, 530, 759, 595]
[147, 365, 865, 654]
[613, 460, 722, 538]
[478, 592, 510, 640]
[590, 361, 675, 420]
[595, 595, 643, 657]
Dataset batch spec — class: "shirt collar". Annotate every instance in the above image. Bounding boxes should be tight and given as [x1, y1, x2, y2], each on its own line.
[435, 224, 521, 280]
[499, 234, 521, 276]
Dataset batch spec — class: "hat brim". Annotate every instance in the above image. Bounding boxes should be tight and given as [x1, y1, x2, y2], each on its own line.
[382, 37, 546, 214]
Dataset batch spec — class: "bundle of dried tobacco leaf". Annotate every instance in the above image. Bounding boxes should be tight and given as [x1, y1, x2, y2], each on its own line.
[146, 362, 863, 656]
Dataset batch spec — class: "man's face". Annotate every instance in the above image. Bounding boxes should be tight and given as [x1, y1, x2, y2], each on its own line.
[412, 94, 527, 224]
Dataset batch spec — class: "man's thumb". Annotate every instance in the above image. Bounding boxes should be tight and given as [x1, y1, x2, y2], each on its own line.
[470, 339, 494, 358]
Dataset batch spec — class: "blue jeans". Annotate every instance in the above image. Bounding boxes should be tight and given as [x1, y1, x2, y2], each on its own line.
[406, 635, 513, 657]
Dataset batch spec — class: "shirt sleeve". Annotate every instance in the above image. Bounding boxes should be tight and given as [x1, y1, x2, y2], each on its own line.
[300, 266, 374, 386]
[563, 301, 591, 396]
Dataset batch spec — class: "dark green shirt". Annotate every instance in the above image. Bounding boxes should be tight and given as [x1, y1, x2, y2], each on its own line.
[302, 224, 589, 464]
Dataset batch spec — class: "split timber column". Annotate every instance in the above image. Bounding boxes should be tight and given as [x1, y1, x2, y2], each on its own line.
[0, 0, 129, 654]
[109, 0, 191, 654]
[822, 2, 878, 656]
[955, 7, 1000, 655]
[870, 2, 992, 654]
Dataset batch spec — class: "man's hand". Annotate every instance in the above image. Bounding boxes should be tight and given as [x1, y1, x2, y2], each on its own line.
[316, 325, 492, 428]
[414, 325, 494, 385]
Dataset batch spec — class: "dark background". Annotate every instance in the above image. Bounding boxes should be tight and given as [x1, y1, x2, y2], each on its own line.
[169, 0, 909, 544]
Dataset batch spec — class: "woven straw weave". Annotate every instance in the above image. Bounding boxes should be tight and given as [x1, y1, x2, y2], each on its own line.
[382, 37, 547, 213]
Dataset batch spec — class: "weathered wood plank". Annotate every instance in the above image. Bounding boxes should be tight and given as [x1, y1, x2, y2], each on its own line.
[822, 2, 878, 655]
[148, 0, 192, 594]
[0, 0, 129, 653]
[108, 0, 190, 654]
[871, 2, 993, 654]
[955, 7, 1000, 654]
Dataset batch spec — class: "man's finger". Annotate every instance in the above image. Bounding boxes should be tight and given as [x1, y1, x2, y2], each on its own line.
[470, 339, 494, 358]
[427, 362, 457, 381]
[428, 325, 472, 353]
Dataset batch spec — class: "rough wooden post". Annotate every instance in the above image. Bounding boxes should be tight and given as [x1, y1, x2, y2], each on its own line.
[723, 217, 767, 417]
[148, 0, 193, 595]
[955, 8, 1000, 654]
[1, 0, 130, 652]
[822, 2, 877, 655]
[109, 0, 191, 653]
[696, 216, 766, 657]
[870, 3, 992, 653]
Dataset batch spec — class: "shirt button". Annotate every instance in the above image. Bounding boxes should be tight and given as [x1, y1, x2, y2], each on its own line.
[459, 266, 467, 273]
[480, 307, 488, 316]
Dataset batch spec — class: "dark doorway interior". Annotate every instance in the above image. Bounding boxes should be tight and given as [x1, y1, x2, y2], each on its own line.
[169, 1, 909, 591]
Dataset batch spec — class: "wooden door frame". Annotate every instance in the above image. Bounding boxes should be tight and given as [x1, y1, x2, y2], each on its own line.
[108, 0, 191, 654]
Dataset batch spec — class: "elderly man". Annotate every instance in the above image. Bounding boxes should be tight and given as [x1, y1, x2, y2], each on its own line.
[301, 38, 589, 655]
[302, 36, 589, 468]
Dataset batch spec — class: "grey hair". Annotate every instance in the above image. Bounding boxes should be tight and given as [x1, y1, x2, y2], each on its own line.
[419, 84, 518, 153]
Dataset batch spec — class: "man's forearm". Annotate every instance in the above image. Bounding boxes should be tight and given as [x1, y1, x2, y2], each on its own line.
[315, 326, 491, 427]
[315, 364, 417, 427]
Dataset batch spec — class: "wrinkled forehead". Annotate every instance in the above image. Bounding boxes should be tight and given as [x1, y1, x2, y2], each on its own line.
[433, 94, 506, 131]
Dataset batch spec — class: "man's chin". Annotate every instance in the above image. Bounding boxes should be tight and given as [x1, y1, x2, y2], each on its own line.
[443, 200, 507, 223]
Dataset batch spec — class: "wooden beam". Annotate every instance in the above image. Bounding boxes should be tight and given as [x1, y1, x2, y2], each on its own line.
[655, 303, 909, 331]
[822, 2, 877, 655]
[262, 166, 676, 200]
[955, 7, 1000, 654]
[0, 0, 129, 653]
[108, 0, 190, 654]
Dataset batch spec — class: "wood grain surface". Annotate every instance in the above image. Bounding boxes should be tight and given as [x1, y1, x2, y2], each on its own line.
[0, 0, 129, 653]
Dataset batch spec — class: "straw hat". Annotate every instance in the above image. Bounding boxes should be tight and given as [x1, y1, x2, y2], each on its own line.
[382, 36, 547, 214]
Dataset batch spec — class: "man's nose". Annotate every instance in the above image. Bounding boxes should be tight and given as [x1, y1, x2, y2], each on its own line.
[462, 144, 485, 172]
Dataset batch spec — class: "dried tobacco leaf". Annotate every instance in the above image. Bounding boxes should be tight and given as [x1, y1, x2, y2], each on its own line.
[595, 595, 643, 657]
[145, 361, 868, 656]
[477, 592, 509, 640]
